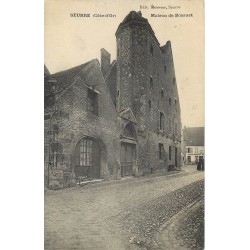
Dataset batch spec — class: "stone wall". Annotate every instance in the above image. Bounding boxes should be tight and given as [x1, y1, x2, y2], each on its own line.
[45, 60, 120, 189]
[115, 15, 182, 175]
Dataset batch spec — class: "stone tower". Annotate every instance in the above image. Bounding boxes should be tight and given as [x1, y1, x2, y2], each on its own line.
[115, 11, 154, 130]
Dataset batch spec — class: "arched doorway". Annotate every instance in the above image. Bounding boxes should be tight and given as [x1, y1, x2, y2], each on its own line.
[121, 122, 137, 177]
[74, 137, 102, 179]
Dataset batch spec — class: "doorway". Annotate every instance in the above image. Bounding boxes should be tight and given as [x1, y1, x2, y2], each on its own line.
[121, 142, 136, 177]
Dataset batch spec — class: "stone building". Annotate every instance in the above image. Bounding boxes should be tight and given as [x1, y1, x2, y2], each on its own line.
[44, 11, 182, 189]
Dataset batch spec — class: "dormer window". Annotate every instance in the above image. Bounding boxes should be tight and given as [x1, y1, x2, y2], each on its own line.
[50, 84, 56, 92]
[48, 78, 57, 93]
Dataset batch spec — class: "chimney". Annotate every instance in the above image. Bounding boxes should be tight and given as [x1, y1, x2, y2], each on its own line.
[100, 48, 111, 78]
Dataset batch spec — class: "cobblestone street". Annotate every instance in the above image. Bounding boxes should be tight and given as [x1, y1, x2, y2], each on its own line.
[45, 165, 204, 250]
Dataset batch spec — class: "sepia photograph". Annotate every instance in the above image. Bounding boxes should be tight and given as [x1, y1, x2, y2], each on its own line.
[44, 0, 204, 249]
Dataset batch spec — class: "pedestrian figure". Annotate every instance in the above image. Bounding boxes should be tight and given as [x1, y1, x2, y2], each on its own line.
[201, 158, 205, 171]
[197, 159, 201, 171]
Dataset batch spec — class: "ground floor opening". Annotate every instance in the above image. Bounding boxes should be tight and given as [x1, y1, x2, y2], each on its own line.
[74, 137, 103, 179]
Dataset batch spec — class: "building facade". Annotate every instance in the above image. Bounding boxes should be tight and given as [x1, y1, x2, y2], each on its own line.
[182, 127, 205, 164]
[44, 11, 182, 189]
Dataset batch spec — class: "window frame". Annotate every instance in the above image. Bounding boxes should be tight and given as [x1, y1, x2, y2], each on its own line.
[87, 88, 98, 115]
[159, 143, 164, 160]
[79, 139, 93, 166]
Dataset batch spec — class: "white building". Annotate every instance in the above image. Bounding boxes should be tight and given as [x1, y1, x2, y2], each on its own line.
[183, 127, 204, 164]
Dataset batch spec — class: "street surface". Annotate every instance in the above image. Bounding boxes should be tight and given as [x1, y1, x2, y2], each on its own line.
[45, 165, 204, 250]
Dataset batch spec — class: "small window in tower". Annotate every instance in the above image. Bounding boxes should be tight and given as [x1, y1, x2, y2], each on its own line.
[159, 112, 164, 130]
[160, 89, 164, 99]
[164, 65, 167, 74]
[117, 90, 120, 97]
[169, 98, 171, 106]
[159, 143, 164, 160]
[175, 123, 178, 135]
[150, 45, 154, 56]
[150, 76, 153, 89]
[148, 100, 152, 109]
[175, 99, 177, 106]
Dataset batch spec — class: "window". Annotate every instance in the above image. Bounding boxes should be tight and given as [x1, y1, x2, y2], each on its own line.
[87, 88, 98, 115]
[187, 156, 191, 163]
[175, 99, 177, 106]
[150, 44, 154, 56]
[48, 78, 57, 93]
[169, 146, 172, 160]
[50, 84, 56, 93]
[164, 65, 167, 74]
[150, 76, 153, 89]
[159, 143, 164, 160]
[159, 112, 164, 130]
[148, 100, 152, 109]
[123, 123, 136, 139]
[195, 156, 199, 162]
[175, 123, 177, 135]
[195, 147, 198, 153]
[169, 98, 171, 106]
[187, 147, 193, 153]
[79, 139, 92, 166]
[160, 89, 164, 99]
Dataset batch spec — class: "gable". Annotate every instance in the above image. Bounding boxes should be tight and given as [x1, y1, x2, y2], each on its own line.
[119, 108, 137, 124]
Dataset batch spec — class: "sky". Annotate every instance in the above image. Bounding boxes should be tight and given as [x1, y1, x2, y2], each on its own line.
[45, 0, 204, 127]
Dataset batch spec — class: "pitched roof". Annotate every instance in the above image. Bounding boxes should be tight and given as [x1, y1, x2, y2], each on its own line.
[50, 60, 94, 90]
[184, 127, 204, 146]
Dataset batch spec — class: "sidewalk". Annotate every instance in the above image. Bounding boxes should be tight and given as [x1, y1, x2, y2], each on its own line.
[45, 165, 195, 193]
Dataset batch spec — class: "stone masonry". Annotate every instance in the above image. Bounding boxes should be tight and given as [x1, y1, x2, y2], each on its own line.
[44, 11, 182, 189]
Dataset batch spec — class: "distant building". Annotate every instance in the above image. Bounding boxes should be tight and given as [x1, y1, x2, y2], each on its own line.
[183, 127, 204, 164]
[44, 11, 182, 189]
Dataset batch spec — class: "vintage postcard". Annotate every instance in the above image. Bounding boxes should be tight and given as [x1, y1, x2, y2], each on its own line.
[44, 0, 204, 249]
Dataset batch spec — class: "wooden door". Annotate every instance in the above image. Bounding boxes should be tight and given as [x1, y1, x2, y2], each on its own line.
[121, 142, 136, 177]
